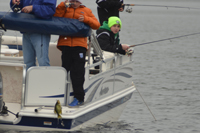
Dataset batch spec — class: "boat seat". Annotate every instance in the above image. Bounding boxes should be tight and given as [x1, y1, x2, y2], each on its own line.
[1, 45, 9, 49]
[1, 36, 22, 46]
[25, 66, 67, 106]
[0, 49, 19, 56]
[102, 51, 115, 72]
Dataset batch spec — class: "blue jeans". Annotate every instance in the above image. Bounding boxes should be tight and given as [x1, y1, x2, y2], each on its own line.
[22, 33, 50, 70]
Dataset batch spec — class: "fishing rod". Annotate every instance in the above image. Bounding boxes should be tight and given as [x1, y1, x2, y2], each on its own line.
[0, 1, 20, 31]
[129, 32, 200, 47]
[123, 4, 200, 13]
[124, 4, 200, 10]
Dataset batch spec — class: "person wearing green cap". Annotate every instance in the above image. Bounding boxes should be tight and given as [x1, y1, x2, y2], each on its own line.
[96, 16, 130, 55]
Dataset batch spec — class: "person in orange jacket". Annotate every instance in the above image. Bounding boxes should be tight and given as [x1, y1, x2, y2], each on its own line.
[54, 0, 100, 107]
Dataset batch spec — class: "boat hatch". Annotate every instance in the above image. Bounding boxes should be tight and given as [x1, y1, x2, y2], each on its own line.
[24, 67, 67, 106]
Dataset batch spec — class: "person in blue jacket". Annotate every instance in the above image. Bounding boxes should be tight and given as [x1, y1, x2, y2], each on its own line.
[10, 0, 57, 71]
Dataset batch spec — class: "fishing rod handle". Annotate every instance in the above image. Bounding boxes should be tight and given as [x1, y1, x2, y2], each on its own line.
[129, 45, 136, 47]
[123, 4, 135, 6]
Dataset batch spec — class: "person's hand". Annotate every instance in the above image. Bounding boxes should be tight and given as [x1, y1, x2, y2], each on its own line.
[119, 4, 124, 12]
[119, 7, 124, 12]
[21, 6, 33, 13]
[65, 0, 70, 7]
[12, 0, 20, 5]
[121, 44, 130, 50]
[78, 15, 84, 22]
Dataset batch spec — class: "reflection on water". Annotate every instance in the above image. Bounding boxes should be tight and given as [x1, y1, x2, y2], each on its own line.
[0, 121, 134, 133]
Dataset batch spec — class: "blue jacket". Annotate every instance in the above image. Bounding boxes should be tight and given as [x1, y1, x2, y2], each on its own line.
[10, 0, 57, 19]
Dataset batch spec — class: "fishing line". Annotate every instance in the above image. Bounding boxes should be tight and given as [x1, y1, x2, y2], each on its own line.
[130, 32, 200, 47]
[123, 4, 200, 10]
[0, 2, 20, 31]
[0, 2, 19, 20]
[132, 82, 157, 121]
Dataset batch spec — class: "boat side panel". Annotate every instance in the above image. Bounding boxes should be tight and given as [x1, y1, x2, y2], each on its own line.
[0, 65, 23, 103]
[114, 62, 134, 93]
[72, 93, 133, 129]
[0, 93, 132, 130]
[84, 60, 134, 104]
[0, 73, 2, 112]
[84, 69, 115, 104]
[11, 116, 73, 129]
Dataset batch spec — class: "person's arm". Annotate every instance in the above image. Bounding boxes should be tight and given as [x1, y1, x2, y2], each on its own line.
[97, 31, 126, 54]
[32, 0, 57, 19]
[82, 8, 100, 30]
[53, 2, 66, 17]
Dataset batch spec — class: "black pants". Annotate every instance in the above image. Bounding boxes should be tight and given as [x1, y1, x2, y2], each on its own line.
[61, 46, 86, 102]
[97, 7, 120, 25]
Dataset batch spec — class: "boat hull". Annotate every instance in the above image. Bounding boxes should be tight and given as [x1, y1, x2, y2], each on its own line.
[0, 34, 136, 131]
[0, 92, 133, 131]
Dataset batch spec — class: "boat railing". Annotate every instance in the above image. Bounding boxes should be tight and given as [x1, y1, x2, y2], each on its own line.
[0, 31, 3, 58]
[0, 72, 3, 112]
[90, 32, 104, 61]
[86, 31, 134, 77]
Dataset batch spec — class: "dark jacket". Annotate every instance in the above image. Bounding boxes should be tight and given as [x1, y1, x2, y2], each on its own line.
[10, 0, 57, 19]
[96, 21, 125, 55]
[96, 0, 123, 25]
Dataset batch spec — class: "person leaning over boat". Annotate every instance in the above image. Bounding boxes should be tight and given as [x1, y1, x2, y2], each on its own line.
[54, 0, 100, 107]
[96, 16, 131, 55]
[96, 0, 124, 25]
[10, 0, 57, 71]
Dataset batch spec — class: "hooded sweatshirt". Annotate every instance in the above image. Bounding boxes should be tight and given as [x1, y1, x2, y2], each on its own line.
[96, 21, 125, 55]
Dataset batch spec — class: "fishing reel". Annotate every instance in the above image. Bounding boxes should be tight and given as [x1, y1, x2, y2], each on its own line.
[14, 7, 21, 13]
[0, 102, 8, 115]
[126, 6, 132, 13]
[65, 2, 74, 8]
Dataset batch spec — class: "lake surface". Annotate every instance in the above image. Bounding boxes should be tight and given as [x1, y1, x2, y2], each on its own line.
[0, 0, 200, 132]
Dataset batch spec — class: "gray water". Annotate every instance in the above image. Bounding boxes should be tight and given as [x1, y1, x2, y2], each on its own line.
[1, 0, 200, 132]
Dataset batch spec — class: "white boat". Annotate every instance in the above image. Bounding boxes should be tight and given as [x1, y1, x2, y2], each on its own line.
[0, 31, 136, 131]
